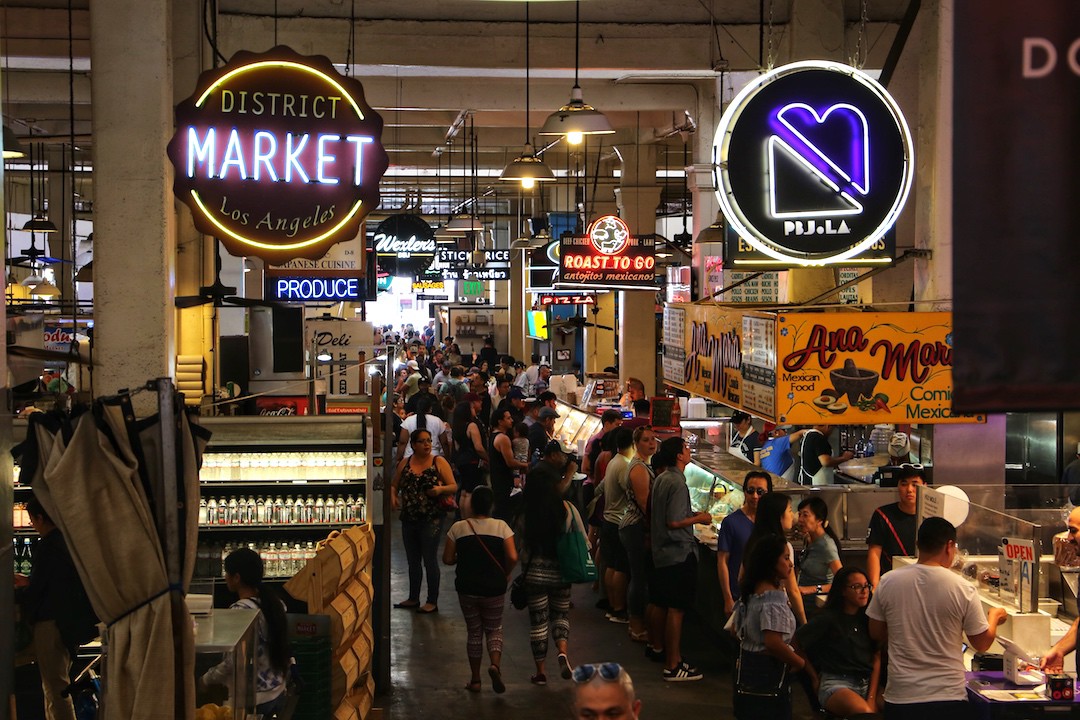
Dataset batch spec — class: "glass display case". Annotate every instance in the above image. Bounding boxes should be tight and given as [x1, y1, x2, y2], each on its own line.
[553, 401, 602, 455]
[194, 608, 259, 720]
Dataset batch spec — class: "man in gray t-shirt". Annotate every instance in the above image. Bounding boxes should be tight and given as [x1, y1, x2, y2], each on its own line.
[648, 437, 712, 682]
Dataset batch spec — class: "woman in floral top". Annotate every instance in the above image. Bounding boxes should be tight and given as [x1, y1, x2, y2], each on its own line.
[202, 548, 290, 717]
[391, 429, 457, 613]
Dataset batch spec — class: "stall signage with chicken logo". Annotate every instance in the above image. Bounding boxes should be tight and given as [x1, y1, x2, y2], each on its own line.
[557, 215, 657, 290]
[714, 61, 912, 267]
[168, 46, 389, 264]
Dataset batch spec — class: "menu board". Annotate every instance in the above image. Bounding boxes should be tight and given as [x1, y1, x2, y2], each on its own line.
[740, 314, 776, 418]
[662, 307, 687, 385]
[722, 271, 787, 304]
[649, 396, 679, 431]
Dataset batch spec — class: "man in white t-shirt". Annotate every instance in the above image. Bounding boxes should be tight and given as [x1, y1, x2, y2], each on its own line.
[867, 516, 1007, 720]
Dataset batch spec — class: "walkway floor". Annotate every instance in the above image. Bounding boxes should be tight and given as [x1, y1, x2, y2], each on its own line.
[381, 518, 819, 720]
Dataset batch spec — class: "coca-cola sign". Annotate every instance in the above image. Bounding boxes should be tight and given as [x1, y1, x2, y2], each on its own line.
[167, 46, 389, 264]
[373, 213, 436, 277]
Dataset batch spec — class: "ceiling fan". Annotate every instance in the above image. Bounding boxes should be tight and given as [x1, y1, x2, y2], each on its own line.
[9, 236, 68, 268]
[174, 242, 281, 309]
[549, 302, 614, 333]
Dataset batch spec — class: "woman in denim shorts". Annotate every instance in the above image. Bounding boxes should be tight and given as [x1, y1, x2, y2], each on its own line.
[793, 566, 880, 717]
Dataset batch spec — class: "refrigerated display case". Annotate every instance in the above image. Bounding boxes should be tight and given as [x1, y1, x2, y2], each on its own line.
[195, 416, 368, 583]
[553, 401, 602, 454]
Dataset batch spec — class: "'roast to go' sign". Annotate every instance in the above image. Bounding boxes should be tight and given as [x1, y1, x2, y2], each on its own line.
[776, 312, 983, 425]
[167, 46, 389, 264]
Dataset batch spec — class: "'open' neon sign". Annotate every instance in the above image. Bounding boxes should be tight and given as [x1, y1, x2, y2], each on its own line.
[168, 47, 389, 264]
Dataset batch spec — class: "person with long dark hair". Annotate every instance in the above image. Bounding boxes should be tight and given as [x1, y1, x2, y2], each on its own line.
[451, 399, 489, 517]
[522, 440, 580, 685]
[391, 429, 458, 613]
[202, 548, 291, 718]
[794, 566, 880, 718]
[731, 534, 805, 720]
[744, 493, 806, 625]
[620, 426, 658, 643]
[397, 393, 450, 464]
[796, 497, 843, 600]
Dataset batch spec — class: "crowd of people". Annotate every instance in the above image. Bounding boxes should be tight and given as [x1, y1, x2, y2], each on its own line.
[381, 335, 1031, 719]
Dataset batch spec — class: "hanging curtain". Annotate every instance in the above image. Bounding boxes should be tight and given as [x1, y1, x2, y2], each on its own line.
[17, 394, 210, 720]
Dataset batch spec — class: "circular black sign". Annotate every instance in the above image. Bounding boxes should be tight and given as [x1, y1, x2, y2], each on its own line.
[715, 61, 913, 265]
[373, 214, 436, 278]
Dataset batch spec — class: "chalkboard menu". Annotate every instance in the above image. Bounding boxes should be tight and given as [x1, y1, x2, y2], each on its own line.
[650, 396, 679, 431]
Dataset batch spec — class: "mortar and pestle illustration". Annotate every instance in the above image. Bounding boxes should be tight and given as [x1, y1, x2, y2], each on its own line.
[829, 359, 880, 403]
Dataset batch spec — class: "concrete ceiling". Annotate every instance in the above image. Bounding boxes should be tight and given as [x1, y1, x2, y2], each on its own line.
[1, 0, 913, 221]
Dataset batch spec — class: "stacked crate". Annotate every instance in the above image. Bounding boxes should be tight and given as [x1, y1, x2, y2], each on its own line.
[285, 524, 375, 720]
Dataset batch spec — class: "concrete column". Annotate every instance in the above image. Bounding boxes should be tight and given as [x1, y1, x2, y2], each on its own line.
[90, 0, 176, 410]
[912, 0, 952, 310]
[614, 161, 661, 396]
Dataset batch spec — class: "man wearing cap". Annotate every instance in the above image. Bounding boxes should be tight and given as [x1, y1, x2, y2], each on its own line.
[522, 397, 542, 428]
[755, 425, 808, 482]
[400, 360, 425, 401]
[404, 376, 437, 415]
[531, 406, 561, 462]
[496, 387, 527, 425]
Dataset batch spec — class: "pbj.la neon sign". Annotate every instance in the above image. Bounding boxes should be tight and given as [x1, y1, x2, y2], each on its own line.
[167, 47, 389, 264]
[714, 61, 913, 266]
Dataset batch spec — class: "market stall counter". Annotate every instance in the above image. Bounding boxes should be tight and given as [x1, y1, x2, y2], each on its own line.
[967, 671, 1080, 719]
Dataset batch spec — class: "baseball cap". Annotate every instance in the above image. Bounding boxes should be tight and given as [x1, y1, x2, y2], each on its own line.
[543, 438, 573, 456]
[507, 387, 526, 400]
[407, 360, 419, 370]
[538, 406, 560, 420]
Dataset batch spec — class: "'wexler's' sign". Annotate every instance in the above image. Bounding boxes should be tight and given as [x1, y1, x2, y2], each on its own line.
[715, 61, 913, 266]
[167, 46, 389, 264]
[373, 214, 437, 278]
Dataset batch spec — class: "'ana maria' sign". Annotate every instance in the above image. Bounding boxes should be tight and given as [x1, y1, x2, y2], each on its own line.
[167, 46, 389, 264]
[715, 61, 913, 266]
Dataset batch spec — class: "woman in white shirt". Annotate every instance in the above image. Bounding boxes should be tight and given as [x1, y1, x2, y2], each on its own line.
[397, 395, 451, 463]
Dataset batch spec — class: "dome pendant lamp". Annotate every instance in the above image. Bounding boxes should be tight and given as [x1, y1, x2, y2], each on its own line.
[500, 2, 555, 189]
[538, 0, 614, 145]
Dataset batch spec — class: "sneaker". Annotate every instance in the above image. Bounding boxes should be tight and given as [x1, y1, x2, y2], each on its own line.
[663, 661, 703, 682]
[595, 598, 611, 611]
[645, 645, 665, 662]
[606, 609, 629, 624]
[558, 653, 573, 680]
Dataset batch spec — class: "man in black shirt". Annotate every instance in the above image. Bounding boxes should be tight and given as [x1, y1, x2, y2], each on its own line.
[866, 466, 925, 589]
[799, 424, 854, 485]
[16, 497, 96, 720]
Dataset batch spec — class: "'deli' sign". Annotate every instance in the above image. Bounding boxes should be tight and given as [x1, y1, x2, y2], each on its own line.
[167, 46, 389, 264]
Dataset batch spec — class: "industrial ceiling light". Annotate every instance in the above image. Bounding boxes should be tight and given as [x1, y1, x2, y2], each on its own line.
[22, 216, 59, 233]
[21, 271, 44, 289]
[695, 210, 726, 245]
[3, 125, 26, 159]
[501, 2, 555, 189]
[30, 279, 60, 297]
[445, 213, 483, 234]
[539, 0, 614, 144]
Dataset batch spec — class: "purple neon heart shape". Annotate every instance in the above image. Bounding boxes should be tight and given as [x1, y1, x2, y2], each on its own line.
[774, 103, 869, 195]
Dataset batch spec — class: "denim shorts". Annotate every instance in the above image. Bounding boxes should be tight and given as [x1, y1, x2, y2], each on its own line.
[818, 672, 870, 707]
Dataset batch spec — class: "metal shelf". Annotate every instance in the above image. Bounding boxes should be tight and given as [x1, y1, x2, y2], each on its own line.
[200, 479, 365, 487]
[197, 522, 361, 531]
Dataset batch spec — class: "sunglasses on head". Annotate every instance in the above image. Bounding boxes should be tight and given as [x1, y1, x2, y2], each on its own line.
[572, 663, 623, 684]
[744, 487, 767, 496]
[899, 463, 924, 469]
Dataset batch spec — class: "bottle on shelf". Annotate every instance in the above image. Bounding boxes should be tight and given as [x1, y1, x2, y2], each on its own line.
[303, 496, 314, 524]
[198, 498, 208, 525]
[256, 497, 267, 524]
[335, 496, 347, 524]
[345, 496, 356, 523]
[315, 497, 325, 524]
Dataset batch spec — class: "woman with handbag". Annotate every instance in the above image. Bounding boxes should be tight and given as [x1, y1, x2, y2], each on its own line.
[443, 486, 517, 694]
[730, 534, 806, 720]
[391, 429, 458, 614]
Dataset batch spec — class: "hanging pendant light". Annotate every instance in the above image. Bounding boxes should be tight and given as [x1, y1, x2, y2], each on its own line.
[21, 144, 58, 233]
[3, 124, 27, 159]
[501, 2, 555, 189]
[539, 0, 614, 145]
[30, 278, 60, 297]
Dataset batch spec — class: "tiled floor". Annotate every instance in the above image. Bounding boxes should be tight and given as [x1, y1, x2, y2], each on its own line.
[381, 518, 819, 719]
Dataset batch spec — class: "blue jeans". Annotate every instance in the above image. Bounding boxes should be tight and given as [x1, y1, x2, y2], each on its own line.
[401, 516, 443, 604]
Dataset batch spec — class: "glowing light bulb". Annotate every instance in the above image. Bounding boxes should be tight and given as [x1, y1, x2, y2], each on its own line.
[521, 177, 536, 190]
[566, 131, 584, 146]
